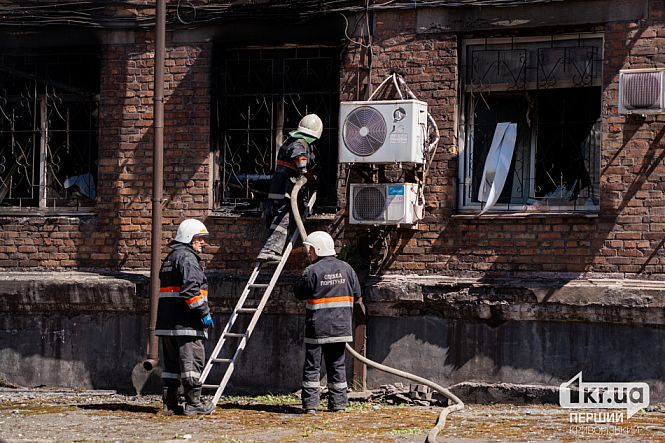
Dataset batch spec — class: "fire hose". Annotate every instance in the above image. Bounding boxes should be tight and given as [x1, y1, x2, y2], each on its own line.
[290, 176, 464, 442]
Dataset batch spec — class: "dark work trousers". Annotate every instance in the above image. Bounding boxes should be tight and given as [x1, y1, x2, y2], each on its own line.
[259, 199, 291, 257]
[302, 342, 348, 410]
[160, 336, 206, 406]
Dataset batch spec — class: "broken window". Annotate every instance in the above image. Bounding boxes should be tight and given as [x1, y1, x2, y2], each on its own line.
[211, 46, 339, 214]
[0, 48, 99, 209]
[459, 35, 602, 213]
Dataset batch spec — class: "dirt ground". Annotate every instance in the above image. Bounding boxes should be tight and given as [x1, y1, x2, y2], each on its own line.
[0, 388, 664, 442]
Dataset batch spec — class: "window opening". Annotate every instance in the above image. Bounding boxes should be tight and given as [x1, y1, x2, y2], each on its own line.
[0, 49, 99, 209]
[461, 35, 601, 212]
[212, 46, 339, 213]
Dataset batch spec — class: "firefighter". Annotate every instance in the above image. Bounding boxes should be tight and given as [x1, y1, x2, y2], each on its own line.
[156, 218, 215, 416]
[257, 114, 322, 262]
[294, 231, 362, 414]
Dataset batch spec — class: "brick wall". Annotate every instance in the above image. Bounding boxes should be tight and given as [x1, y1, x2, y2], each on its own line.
[0, 217, 97, 268]
[1, 1, 664, 276]
[338, 6, 665, 276]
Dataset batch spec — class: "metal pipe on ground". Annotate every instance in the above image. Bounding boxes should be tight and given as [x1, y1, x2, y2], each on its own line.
[289, 176, 464, 442]
[132, 0, 165, 394]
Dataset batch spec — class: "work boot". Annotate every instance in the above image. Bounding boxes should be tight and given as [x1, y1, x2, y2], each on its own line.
[303, 408, 317, 415]
[183, 401, 215, 416]
[163, 403, 184, 416]
[162, 387, 183, 415]
[256, 251, 282, 263]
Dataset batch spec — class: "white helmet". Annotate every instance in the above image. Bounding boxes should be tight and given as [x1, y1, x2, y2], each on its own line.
[175, 219, 209, 244]
[297, 114, 323, 139]
[303, 231, 336, 257]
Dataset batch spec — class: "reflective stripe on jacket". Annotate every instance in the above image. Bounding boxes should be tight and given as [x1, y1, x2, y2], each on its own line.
[155, 241, 210, 338]
[294, 256, 361, 344]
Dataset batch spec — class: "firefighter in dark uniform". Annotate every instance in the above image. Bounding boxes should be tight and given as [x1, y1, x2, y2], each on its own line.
[294, 231, 362, 414]
[257, 114, 322, 262]
[156, 218, 215, 416]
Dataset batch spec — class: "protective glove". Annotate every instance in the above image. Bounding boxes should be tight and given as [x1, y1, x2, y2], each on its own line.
[201, 313, 214, 328]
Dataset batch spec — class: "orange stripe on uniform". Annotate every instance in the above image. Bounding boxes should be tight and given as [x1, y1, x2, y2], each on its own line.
[185, 295, 203, 306]
[160, 286, 180, 292]
[200, 289, 208, 297]
[306, 296, 353, 305]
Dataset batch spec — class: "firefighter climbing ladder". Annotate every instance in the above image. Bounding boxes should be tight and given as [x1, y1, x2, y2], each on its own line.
[199, 192, 316, 406]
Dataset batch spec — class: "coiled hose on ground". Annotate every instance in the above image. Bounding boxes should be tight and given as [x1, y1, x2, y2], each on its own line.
[290, 177, 464, 442]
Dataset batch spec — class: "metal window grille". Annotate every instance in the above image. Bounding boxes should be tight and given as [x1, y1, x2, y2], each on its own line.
[461, 35, 602, 212]
[211, 46, 339, 213]
[0, 49, 99, 209]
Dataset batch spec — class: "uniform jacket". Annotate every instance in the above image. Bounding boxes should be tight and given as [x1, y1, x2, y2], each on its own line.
[156, 241, 210, 338]
[294, 256, 361, 344]
[268, 136, 315, 201]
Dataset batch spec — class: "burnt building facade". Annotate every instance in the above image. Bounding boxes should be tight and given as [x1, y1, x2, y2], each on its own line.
[1, 0, 664, 399]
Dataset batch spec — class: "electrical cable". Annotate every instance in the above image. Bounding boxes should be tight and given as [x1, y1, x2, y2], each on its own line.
[290, 176, 464, 443]
[0, 0, 561, 29]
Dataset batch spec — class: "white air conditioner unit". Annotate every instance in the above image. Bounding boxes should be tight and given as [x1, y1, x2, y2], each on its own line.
[349, 183, 422, 225]
[339, 99, 428, 164]
[619, 68, 665, 114]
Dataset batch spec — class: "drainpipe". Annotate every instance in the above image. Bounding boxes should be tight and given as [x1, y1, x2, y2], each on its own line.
[144, 0, 165, 371]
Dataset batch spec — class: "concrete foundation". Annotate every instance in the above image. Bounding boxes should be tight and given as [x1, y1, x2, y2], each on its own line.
[1, 272, 663, 402]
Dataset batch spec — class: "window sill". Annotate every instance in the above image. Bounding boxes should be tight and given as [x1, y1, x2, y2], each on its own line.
[452, 211, 599, 219]
[209, 210, 338, 220]
[209, 209, 262, 219]
[0, 208, 97, 217]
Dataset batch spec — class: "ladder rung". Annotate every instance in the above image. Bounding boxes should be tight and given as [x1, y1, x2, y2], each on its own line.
[223, 332, 246, 338]
[237, 308, 258, 314]
[202, 384, 219, 390]
[212, 358, 232, 364]
[249, 283, 269, 289]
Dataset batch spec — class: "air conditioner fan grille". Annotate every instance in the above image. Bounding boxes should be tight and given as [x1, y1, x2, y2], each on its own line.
[622, 72, 661, 110]
[352, 186, 385, 221]
[343, 106, 387, 156]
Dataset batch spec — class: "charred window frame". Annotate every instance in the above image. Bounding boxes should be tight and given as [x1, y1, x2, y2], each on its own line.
[458, 34, 602, 213]
[211, 46, 339, 214]
[0, 48, 99, 210]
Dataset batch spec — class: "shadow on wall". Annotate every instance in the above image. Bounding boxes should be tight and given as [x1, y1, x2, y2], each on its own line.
[0, 312, 151, 392]
[365, 315, 665, 400]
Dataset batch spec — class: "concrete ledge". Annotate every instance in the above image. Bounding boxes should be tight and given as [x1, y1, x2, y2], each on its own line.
[0, 272, 149, 313]
[3, 271, 665, 326]
[0, 271, 664, 399]
[364, 275, 665, 326]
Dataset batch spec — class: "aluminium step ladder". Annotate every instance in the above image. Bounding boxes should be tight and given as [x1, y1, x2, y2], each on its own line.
[200, 192, 316, 406]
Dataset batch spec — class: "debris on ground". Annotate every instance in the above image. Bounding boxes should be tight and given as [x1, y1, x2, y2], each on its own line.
[360, 383, 445, 407]
[1, 387, 664, 442]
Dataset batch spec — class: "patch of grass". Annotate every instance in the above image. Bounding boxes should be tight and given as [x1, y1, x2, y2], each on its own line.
[343, 402, 375, 413]
[301, 425, 323, 438]
[0, 404, 71, 415]
[252, 394, 299, 405]
[388, 427, 424, 436]
[220, 394, 299, 406]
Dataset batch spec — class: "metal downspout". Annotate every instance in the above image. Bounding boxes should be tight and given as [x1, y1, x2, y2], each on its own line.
[144, 0, 165, 371]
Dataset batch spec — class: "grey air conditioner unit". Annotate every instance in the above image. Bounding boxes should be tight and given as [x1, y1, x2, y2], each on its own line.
[349, 183, 422, 225]
[619, 69, 665, 114]
[339, 99, 428, 164]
